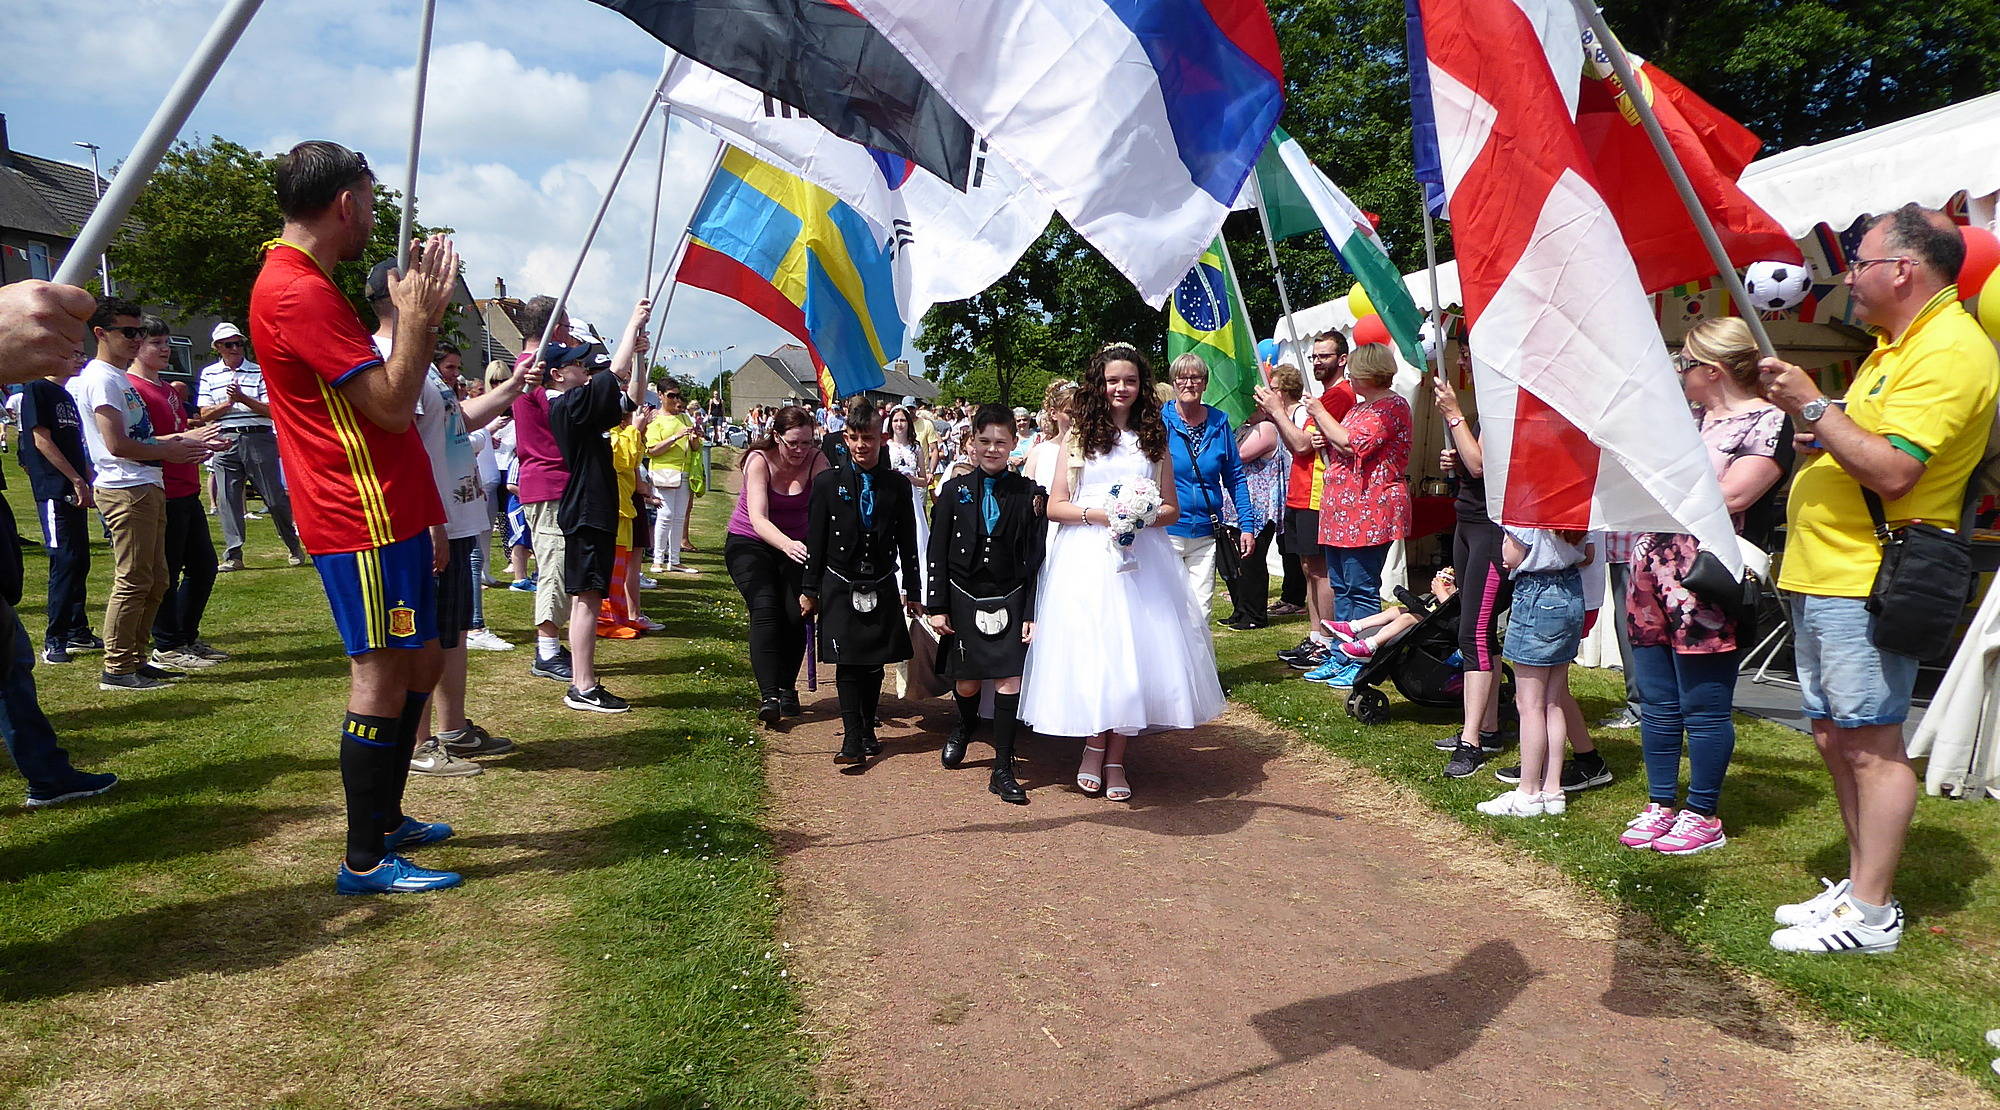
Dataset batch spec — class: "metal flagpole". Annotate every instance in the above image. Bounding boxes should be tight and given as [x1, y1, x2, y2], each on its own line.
[395, 0, 439, 273]
[643, 101, 670, 296]
[53, 0, 266, 286]
[1568, 0, 1776, 358]
[647, 134, 727, 319]
[1421, 204, 1445, 371]
[533, 56, 677, 360]
[1248, 173, 1305, 363]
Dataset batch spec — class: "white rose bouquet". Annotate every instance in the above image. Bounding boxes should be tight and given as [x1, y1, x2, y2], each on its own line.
[1102, 478, 1163, 573]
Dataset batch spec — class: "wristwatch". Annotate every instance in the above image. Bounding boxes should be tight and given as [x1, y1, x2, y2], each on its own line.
[1447, 416, 1464, 428]
[1799, 397, 1831, 423]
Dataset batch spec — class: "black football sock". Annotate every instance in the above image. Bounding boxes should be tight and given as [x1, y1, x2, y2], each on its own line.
[991, 692, 1021, 764]
[954, 691, 980, 737]
[381, 691, 430, 834]
[339, 711, 401, 872]
[861, 667, 883, 728]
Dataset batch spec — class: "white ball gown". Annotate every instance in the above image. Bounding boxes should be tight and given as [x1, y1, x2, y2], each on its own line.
[1020, 429, 1226, 737]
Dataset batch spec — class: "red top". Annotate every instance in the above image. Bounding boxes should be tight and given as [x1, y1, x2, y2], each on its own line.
[1285, 379, 1354, 510]
[249, 242, 443, 554]
[127, 375, 197, 498]
[1317, 393, 1412, 549]
[509, 367, 567, 505]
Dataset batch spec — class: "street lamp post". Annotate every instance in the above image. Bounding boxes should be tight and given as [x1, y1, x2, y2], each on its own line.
[71, 141, 113, 296]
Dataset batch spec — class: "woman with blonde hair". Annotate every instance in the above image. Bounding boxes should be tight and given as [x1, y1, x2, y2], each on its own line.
[1617, 315, 1785, 855]
[1301, 343, 1411, 685]
[1220, 363, 1300, 630]
[1024, 378, 1077, 491]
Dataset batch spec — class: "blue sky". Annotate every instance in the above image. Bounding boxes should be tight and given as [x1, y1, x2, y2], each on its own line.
[1, 0, 927, 382]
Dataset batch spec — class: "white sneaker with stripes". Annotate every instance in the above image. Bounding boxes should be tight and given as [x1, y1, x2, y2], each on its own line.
[1769, 894, 1902, 955]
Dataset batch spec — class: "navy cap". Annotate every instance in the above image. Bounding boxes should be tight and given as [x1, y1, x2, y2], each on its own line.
[365, 259, 396, 302]
[539, 341, 595, 369]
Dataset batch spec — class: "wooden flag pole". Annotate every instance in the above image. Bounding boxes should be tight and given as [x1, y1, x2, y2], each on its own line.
[1567, 0, 1776, 359]
[533, 54, 677, 360]
[53, 0, 266, 287]
[395, 0, 439, 273]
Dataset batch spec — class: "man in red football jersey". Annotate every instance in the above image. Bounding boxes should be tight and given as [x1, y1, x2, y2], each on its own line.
[249, 140, 464, 895]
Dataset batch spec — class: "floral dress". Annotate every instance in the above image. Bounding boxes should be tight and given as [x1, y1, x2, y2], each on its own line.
[1317, 394, 1413, 549]
[1626, 404, 1785, 654]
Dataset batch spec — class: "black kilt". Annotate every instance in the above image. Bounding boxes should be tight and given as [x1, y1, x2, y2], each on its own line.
[938, 581, 1030, 680]
[816, 568, 912, 665]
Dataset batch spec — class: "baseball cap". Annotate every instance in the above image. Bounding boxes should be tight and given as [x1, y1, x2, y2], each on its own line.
[365, 259, 396, 302]
[539, 341, 596, 369]
[211, 322, 245, 344]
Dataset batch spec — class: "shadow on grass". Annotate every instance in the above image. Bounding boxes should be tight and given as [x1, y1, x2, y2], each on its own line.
[0, 801, 329, 882]
[55, 691, 261, 745]
[1, 806, 761, 1002]
[1601, 906, 1797, 1051]
[1113, 941, 1537, 1109]
[0, 879, 417, 1002]
[1806, 825, 1990, 920]
[136, 752, 337, 799]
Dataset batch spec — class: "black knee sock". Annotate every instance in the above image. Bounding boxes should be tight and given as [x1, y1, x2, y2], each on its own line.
[834, 667, 868, 742]
[339, 711, 400, 872]
[381, 691, 429, 835]
[954, 691, 980, 736]
[991, 692, 1021, 766]
[861, 668, 883, 726]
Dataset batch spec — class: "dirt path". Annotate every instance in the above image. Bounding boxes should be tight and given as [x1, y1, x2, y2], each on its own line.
[768, 683, 1991, 1110]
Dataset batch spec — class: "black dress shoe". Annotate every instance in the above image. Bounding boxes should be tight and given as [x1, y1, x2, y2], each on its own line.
[758, 697, 783, 728]
[833, 735, 868, 765]
[940, 727, 970, 769]
[989, 761, 1028, 804]
[778, 688, 801, 717]
[866, 732, 884, 757]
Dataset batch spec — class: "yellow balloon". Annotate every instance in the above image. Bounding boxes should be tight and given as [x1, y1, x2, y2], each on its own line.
[1347, 283, 1374, 320]
[1979, 291, 2000, 343]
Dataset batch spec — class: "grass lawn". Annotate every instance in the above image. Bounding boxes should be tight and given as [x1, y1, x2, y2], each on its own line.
[1213, 610, 2000, 1095]
[0, 453, 814, 1109]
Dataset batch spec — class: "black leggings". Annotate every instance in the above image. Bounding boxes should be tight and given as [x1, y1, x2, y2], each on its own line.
[1222, 522, 1277, 622]
[1452, 519, 1511, 672]
[725, 535, 807, 697]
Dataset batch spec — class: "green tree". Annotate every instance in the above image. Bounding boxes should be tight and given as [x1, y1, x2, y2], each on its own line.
[118, 135, 446, 329]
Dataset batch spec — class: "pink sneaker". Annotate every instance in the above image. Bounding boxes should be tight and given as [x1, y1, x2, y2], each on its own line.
[1651, 811, 1726, 855]
[1619, 803, 1677, 848]
[1323, 620, 1359, 644]
[1339, 640, 1374, 660]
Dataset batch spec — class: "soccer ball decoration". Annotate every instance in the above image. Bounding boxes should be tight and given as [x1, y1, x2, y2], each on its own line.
[1742, 260, 1811, 311]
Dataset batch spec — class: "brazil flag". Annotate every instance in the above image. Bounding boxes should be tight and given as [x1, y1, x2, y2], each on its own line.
[1167, 236, 1259, 425]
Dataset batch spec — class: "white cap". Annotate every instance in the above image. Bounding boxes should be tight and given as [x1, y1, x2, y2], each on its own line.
[211, 321, 244, 345]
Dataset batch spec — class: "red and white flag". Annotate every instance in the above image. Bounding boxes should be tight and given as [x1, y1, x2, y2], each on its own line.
[1419, 0, 1739, 569]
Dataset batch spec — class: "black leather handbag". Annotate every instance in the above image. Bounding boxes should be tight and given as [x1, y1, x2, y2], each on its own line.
[1862, 488, 1974, 660]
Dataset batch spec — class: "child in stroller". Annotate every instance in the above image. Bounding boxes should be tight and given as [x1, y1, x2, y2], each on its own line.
[1339, 569, 1512, 726]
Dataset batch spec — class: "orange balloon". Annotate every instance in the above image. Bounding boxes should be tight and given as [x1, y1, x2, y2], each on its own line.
[1353, 313, 1391, 347]
[1960, 226, 2000, 300]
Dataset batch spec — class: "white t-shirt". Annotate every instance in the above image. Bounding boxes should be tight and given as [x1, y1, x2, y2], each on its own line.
[411, 364, 488, 541]
[69, 359, 163, 489]
[1503, 526, 1591, 577]
[472, 427, 500, 488]
[196, 359, 274, 429]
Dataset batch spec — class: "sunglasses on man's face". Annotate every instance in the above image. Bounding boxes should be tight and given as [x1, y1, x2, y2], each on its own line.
[217, 340, 244, 350]
[104, 326, 146, 341]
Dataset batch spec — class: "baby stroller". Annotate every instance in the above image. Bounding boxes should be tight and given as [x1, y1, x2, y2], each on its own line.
[1342, 586, 1515, 726]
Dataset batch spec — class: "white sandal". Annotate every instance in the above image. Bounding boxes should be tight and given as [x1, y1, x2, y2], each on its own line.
[1104, 763, 1132, 802]
[1076, 745, 1107, 794]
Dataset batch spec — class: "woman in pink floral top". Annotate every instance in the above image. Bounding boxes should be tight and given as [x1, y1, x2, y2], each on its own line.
[1620, 318, 1786, 857]
[1307, 344, 1411, 623]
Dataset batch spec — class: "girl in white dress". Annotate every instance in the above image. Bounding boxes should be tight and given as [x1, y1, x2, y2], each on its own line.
[1020, 345, 1226, 801]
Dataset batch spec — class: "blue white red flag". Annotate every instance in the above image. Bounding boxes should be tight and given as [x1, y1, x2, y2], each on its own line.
[663, 58, 1053, 319]
[840, 0, 1285, 307]
[1403, 0, 1446, 218]
[1416, 0, 1738, 569]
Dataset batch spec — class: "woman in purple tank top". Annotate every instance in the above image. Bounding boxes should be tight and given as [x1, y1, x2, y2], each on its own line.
[725, 405, 830, 726]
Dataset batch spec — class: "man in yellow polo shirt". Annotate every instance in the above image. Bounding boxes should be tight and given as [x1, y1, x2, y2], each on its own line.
[1758, 204, 1999, 956]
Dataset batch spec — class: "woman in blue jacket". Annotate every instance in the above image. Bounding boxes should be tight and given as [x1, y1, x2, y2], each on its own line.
[1163, 354, 1255, 626]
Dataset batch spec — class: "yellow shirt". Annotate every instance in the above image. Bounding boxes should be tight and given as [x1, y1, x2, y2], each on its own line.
[644, 411, 698, 474]
[610, 424, 641, 522]
[1781, 287, 2000, 596]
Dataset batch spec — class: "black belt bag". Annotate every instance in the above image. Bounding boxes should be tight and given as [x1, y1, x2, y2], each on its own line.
[1863, 488, 1974, 660]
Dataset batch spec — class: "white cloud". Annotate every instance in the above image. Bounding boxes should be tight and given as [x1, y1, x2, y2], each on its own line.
[0, 0, 924, 376]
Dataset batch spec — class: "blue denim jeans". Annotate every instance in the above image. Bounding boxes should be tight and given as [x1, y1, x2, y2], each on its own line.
[1324, 543, 1389, 623]
[0, 610, 79, 792]
[1789, 593, 1919, 727]
[1629, 642, 1740, 816]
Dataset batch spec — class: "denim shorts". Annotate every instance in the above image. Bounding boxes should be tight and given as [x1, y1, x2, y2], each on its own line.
[1503, 567, 1584, 667]
[1789, 593, 1919, 728]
